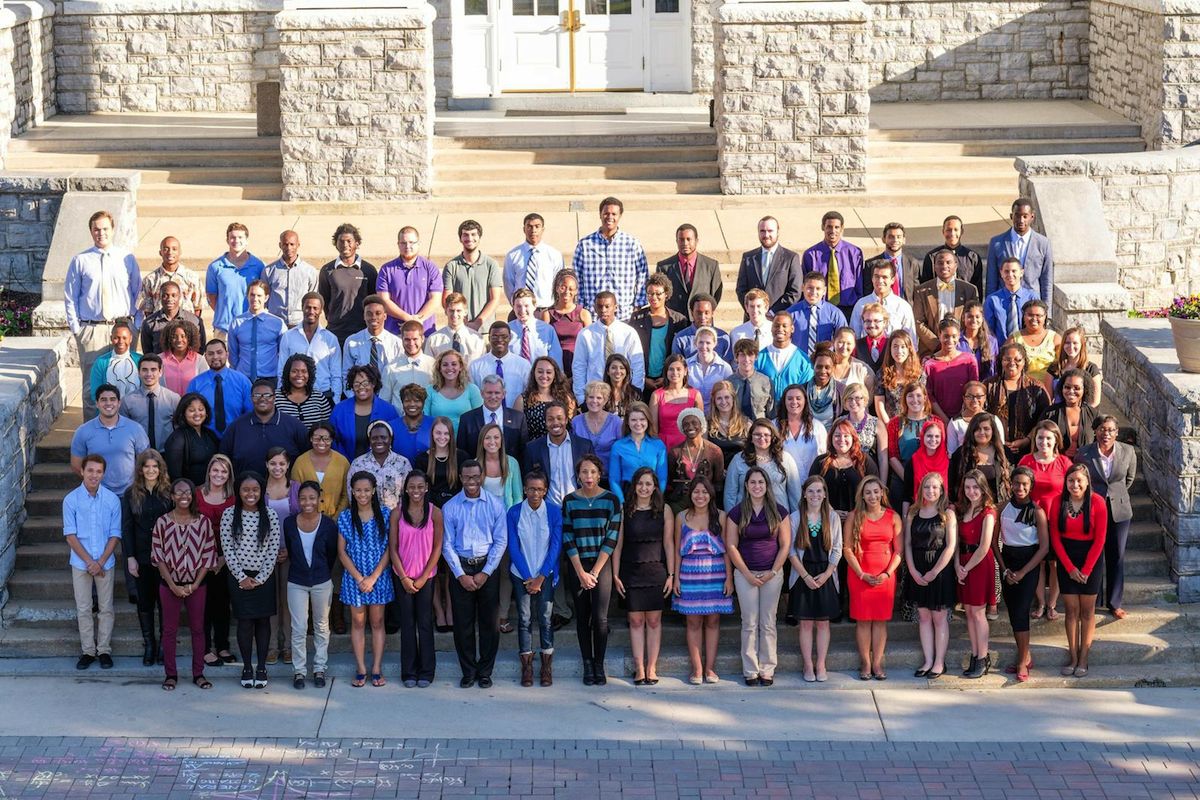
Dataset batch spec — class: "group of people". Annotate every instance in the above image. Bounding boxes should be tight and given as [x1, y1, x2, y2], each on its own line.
[59, 196, 1135, 691]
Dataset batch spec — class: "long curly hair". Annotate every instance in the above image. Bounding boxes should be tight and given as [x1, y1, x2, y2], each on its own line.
[740, 418, 785, 474]
[880, 330, 921, 392]
[160, 317, 201, 355]
[522, 355, 574, 410]
[822, 418, 868, 477]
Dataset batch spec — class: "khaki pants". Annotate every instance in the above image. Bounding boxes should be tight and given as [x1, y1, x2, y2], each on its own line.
[734, 570, 783, 679]
[72, 566, 115, 656]
[76, 323, 115, 419]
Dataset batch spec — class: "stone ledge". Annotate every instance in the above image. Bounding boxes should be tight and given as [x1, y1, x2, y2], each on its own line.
[0, 0, 53, 29]
[0, 170, 140, 194]
[60, 0, 283, 14]
[1102, 318, 1200, 410]
[1056, 283, 1133, 314]
[275, 6, 435, 29]
[1090, 0, 1198, 15]
[718, 0, 868, 26]
[1018, 151, 1200, 177]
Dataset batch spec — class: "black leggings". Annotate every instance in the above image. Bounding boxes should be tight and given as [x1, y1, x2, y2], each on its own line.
[566, 560, 612, 664]
[237, 618, 271, 670]
[133, 564, 161, 617]
[204, 566, 232, 653]
[1001, 544, 1040, 634]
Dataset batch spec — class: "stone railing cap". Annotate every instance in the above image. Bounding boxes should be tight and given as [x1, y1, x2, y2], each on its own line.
[0, 0, 53, 28]
[275, 5, 435, 28]
[60, 0, 284, 14]
[1017, 150, 1200, 176]
[1090, 0, 1198, 14]
[0, 170, 141, 194]
[717, 0, 868, 25]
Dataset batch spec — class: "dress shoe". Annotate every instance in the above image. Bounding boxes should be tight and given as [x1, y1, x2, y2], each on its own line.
[98, 654, 114, 669]
[478, 676, 493, 689]
[76, 654, 96, 670]
[459, 676, 475, 688]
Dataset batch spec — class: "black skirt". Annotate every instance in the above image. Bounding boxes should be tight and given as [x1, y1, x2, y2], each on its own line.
[229, 570, 277, 619]
[903, 548, 958, 611]
[1057, 537, 1103, 595]
[789, 536, 840, 621]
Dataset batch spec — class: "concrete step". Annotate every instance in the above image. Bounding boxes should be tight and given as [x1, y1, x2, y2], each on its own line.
[867, 156, 1021, 176]
[433, 144, 718, 167]
[869, 122, 1143, 142]
[137, 182, 283, 202]
[446, 93, 706, 112]
[866, 175, 1019, 194]
[432, 177, 722, 197]
[5, 150, 283, 169]
[8, 136, 280, 153]
[435, 132, 716, 149]
[433, 162, 720, 182]
[866, 137, 1146, 158]
[138, 166, 283, 185]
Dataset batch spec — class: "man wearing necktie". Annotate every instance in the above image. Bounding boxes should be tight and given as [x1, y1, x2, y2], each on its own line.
[784, 271, 848, 359]
[655, 223, 723, 318]
[120, 355, 181, 453]
[503, 213, 565, 310]
[467, 322, 530, 409]
[983, 258, 1038, 346]
[985, 198, 1054, 315]
[728, 339, 774, 421]
[228, 280, 285, 385]
[912, 249, 979, 357]
[868, 222, 920, 303]
[457, 375, 529, 460]
[735, 216, 804, 317]
[187, 339, 252, 438]
[802, 211, 865, 321]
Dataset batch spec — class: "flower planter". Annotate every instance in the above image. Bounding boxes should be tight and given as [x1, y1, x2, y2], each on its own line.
[1169, 316, 1200, 373]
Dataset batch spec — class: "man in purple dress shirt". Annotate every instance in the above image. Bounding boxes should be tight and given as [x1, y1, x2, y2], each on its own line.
[801, 211, 865, 320]
[376, 226, 444, 335]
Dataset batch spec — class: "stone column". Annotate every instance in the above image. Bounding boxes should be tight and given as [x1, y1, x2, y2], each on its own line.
[275, 5, 435, 201]
[712, 0, 869, 195]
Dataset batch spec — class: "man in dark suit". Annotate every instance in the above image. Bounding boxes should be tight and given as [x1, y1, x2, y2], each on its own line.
[919, 214, 984, 298]
[656, 223, 723, 318]
[629, 273, 688, 395]
[457, 374, 528, 460]
[866, 222, 921, 303]
[854, 302, 889, 373]
[521, 402, 595, 507]
[735, 215, 803, 317]
[986, 198, 1054, 313]
[913, 249, 979, 357]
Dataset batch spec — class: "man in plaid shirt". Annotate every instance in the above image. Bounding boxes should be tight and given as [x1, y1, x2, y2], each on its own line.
[572, 197, 648, 321]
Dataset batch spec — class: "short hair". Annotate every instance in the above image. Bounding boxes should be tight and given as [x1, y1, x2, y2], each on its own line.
[443, 291, 467, 309]
[480, 373, 506, 389]
[362, 293, 387, 310]
[460, 458, 483, 474]
[488, 320, 510, 335]
[95, 383, 120, 401]
[523, 212, 544, 226]
[743, 288, 769, 306]
[139, 353, 163, 368]
[332, 223, 362, 245]
[252, 377, 276, 393]
[158, 281, 182, 297]
[583, 380, 612, 400]
[1092, 414, 1119, 432]
[803, 270, 826, 285]
[758, 215, 778, 227]
[523, 470, 549, 487]
[512, 287, 538, 305]
[733, 338, 759, 359]
[226, 222, 249, 236]
[599, 196, 623, 214]
[301, 291, 323, 307]
[309, 420, 336, 441]
[646, 273, 673, 297]
[575, 453, 605, 479]
[821, 211, 844, 226]
[80, 453, 107, 470]
[202, 337, 227, 353]
[110, 320, 134, 338]
[595, 290, 618, 306]
[676, 223, 698, 237]
[1021, 299, 1049, 318]
[943, 215, 963, 227]
[882, 222, 905, 237]
[457, 219, 482, 237]
[861, 302, 890, 324]
[868, 257, 895, 278]
[399, 383, 428, 404]
[246, 279, 270, 296]
[88, 210, 114, 229]
[694, 326, 718, 343]
[346, 364, 383, 394]
[1000, 257, 1023, 271]
[398, 225, 420, 239]
[1012, 197, 1034, 213]
[689, 292, 716, 311]
[935, 249, 958, 265]
[400, 319, 425, 336]
[543, 400, 570, 419]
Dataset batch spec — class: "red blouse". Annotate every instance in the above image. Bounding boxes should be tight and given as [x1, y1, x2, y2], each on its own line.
[1018, 454, 1073, 511]
[1048, 494, 1108, 576]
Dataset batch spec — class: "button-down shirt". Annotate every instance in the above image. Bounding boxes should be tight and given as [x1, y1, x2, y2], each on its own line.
[187, 367, 252, 437]
[546, 435, 578, 506]
[376, 255, 443, 335]
[983, 286, 1039, 342]
[849, 292, 917, 341]
[347, 450, 413, 510]
[261, 257, 320, 327]
[678, 252, 698, 286]
[162, 350, 207, 396]
[425, 325, 486, 366]
[218, 410, 310, 476]
[514, 500, 551, 580]
[937, 281, 956, 319]
[672, 324, 732, 362]
[70, 415, 150, 494]
[786, 300, 849, 353]
[342, 327, 404, 387]
[120, 384, 181, 450]
[730, 319, 773, 350]
[1011, 228, 1032, 265]
[140, 309, 206, 356]
[441, 490, 508, 577]
[801, 239, 865, 310]
[383, 353, 436, 404]
[504, 241, 565, 308]
[278, 325, 343, 398]
[139, 264, 203, 318]
[468, 351, 532, 408]
[508, 318, 564, 363]
[62, 483, 122, 571]
[205, 253, 266, 332]
[63, 246, 143, 334]
[227, 310, 286, 381]
[686, 355, 733, 412]
[571, 320, 646, 402]
[573, 229, 649, 321]
[443, 253, 503, 327]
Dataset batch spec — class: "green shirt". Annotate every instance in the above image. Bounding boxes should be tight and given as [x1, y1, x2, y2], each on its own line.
[443, 253, 503, 327]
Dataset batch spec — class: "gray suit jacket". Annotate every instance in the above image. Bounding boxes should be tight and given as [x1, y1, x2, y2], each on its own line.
[1075, 440, 1137, 523]
[986, 230, 1054, 312]
[656, 253, 723, 318]
[728, 371, 775, 422]
[736, 246, 804, 316]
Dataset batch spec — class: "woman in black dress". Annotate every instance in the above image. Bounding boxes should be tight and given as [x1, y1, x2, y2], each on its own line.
[412, 416, 469, 631]
[612, 467, 675, 686]
[164, 393, 221, 486]
[904, 471, 959, 679]
[122, 449, 174, 666]
[706, 380, 751, 468]
[788, 475, 842, 683]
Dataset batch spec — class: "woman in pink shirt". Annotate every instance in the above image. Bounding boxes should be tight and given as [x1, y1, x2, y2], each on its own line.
[159, 318, 207, 396]
[923, 317, 979, 423]
[388, 470, 444, 688]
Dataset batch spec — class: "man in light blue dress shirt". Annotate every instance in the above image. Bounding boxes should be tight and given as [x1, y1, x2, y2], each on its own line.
[227, 280, 286, 384]
[441, 460, 508, 688]
[262, 230, 320, 328]
[62, 454, 123, 669]
[277, 292, 343, 398]
[985, 198, 1054, 314]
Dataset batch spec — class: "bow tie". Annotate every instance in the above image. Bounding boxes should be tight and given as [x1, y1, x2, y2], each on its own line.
[938, 281, 955, 292]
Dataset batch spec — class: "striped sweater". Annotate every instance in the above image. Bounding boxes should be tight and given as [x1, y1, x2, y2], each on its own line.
[560, 490, 621, 563]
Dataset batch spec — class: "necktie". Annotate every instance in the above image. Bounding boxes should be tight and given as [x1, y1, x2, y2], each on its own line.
[938, 281, 955, 292]
[520, 325, 532, 361]
[495, 357, 503, 378]
[891, 256, 902, 297]
[1015, 235, 1027, 265]
[214, 373, 226, 432]
[370, 336, 381, 372]
[870, 339, 881, 362]
[250, 316, 259, 380]
[490, 411, 498, 425]
[604, 325, 615, 359]
[807, 304, 818, 358]
[827, 245, 841, 306]
[452, 332, 462, 354]
[1008, 293, 1019, 338]
[739, 378, 753, 418]
[525, 249, 539, 294]
[146, 392, 157, 451]
[754, 327, 761, 348]
[760, 250, 770, 284]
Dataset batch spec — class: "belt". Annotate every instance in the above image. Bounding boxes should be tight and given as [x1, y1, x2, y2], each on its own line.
[460, 555, 487, 567]
[960, 544, 980, 555]
[81, 319, 115, 325]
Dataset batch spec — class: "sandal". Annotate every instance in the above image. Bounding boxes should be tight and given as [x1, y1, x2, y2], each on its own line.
[499, 620, 514, 634]
[162, 676, 178, 691]
[220, 652, 236, 664]
[203, 653, 222, 668]
[1046, 608, 1060, 621]
[371, 673, 386, 687]
[1030, 605, 1045, 620]
[192, 675, 212, 690]
[352, 673, 367, 688]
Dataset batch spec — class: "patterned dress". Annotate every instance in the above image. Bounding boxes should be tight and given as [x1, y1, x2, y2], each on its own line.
[672, 517, 733, 616]
[524, 398, 552, 441]
[337, 507, 396, 607]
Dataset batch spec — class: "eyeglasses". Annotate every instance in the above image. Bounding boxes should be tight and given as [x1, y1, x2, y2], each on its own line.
[965, 393, 986, 400]
[352, 381, 373, 390]
[311, 435, 332, 443]
[252, 392, 273, 399]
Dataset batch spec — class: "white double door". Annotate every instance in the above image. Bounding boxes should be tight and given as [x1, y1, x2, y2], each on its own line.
[451, 0, 690, 94]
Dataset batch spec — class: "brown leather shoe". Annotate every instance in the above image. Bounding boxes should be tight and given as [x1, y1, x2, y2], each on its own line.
[520, 653, 534, 687]
[540, 652, 553, 687]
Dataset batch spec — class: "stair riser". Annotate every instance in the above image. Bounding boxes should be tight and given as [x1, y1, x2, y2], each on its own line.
[868, 177, 1019, 193]
[433, 179, 721, 197]
[434, 148, 719, 166]
[9, 137, 281, 153]
[867, 141, 1145, 158]
[6, 152, 283, 169]
[437, 133, 716, 149]
[871, 124, 1142, 142]
[435, 163, 721, 182]
[138, 184, 283, 202]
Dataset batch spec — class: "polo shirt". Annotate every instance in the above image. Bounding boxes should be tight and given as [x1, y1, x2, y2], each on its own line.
[442, 253, 503, 327]
[70, 415, 150, 494]
[218, 409, 310, 476]
[206, 253, 266, 332]
[376, 255, 443, 335]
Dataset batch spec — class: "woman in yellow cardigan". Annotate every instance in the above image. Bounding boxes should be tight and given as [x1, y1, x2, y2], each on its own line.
[291, 421, 352, 634]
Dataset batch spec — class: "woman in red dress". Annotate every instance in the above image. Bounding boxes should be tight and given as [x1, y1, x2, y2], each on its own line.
[955, 469, 996, 679]
[842, 475, 902, 681]
[1049, 464, 1108, 678]
[1019, 420, 1073, 621]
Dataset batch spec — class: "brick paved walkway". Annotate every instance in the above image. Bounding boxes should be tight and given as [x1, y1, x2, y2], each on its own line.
[0, 737, 1198, 799]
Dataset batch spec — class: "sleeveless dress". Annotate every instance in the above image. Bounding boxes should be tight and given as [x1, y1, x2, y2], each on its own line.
[847, 510, 897, 621]
[1013, 331, 1057, 381]
[548, 306, 586, 373]
[958, 508, 996, 606]
[904, 513, 957, 611]
[672, 517, 734, 615]
[790, 516, 841, 620]
[524, 398, 552, 441]
[620, 508, 668, 612]
[337, 507, 396, 607]
[653, 387, 703, 452]
[395, 507, 437, 581]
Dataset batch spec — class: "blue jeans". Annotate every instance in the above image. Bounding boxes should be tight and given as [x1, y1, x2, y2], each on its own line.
[512, 575, 555, 655]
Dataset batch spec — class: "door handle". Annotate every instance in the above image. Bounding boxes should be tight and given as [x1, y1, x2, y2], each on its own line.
[560, 10, 583, 31]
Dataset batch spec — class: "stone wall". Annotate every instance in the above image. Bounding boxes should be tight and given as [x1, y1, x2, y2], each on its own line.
[0, 1, 56, 167]
[276, 8, 434, 201]
[691, 0, 714, 96]
[1102, 319, 1200, 603]
[1019, 150, 1200, 311]
[53, 0, 280, 113]
[865, 0, 1089, 102]
[713, 1, 869, 195]
[0, 175, 61, 294]
[0, 336, 70, 610]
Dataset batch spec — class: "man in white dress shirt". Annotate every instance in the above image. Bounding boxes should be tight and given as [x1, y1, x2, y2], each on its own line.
[571, 292, 645, 404]
[342, 294, 403, 396]
[277, 292, 343, 397]
[383, 319, 437, 404]
[729, 289, 773, 350]
[468, 322, 532, 408]
[503, 213, 564, 310]
[849, 259, 917, 341]
[64, 210, 143, 420]
[508, 288, 563, 364]
[425, 292, 487, 366]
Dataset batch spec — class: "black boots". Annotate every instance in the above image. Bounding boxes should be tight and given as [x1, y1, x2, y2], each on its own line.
[138, 612, 156, 667]
[582, 658, 595, 685]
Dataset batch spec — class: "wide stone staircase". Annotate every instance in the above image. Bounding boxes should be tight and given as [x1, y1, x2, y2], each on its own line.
[2, 401, 1195, 687]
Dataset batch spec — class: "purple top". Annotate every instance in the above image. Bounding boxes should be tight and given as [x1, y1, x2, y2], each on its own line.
[376, 256, 443, 335]
[800, 239, 865, 308]
[727, 502, 786, 572]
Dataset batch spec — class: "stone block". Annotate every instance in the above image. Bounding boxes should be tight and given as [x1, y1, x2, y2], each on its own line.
[128, 32, 168, 56]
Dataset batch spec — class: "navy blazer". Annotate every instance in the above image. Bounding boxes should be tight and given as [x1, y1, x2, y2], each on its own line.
[282, 514, 340, 587]
[522, 434, 595, 497]
[329, 395, 402, 461]
[458, 405, 529, 460]
[505, 501, 563, 586]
